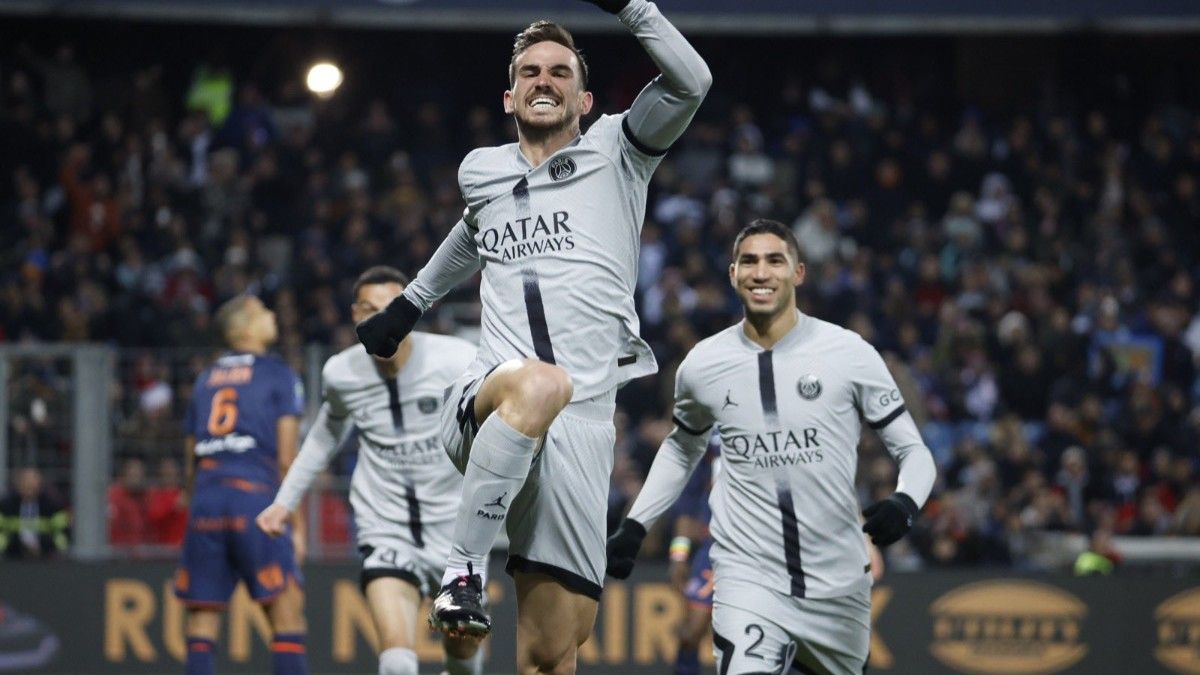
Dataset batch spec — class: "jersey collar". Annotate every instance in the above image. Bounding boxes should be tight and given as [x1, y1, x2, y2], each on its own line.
[514, 133, 584, 170]
[737, 309, 814, 352]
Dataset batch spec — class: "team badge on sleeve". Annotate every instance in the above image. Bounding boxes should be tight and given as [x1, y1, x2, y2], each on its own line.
[797, 374, 822, 401]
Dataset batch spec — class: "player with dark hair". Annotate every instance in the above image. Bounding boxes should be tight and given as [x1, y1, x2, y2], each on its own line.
[175, 295, 308, 675]
[355, 0, 710, 672]
[257, 266, 484, 675]
[608, 219, 936, 674]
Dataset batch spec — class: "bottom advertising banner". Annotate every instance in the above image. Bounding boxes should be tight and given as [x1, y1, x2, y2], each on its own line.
[2, 561, 1199, 674]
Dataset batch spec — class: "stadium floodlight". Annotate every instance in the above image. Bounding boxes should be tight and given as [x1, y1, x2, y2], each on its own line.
[305, 61, 343, 98]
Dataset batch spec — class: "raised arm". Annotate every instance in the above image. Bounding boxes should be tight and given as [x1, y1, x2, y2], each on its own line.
[597, 0, 712, 153]
[357, 218, 480, 357]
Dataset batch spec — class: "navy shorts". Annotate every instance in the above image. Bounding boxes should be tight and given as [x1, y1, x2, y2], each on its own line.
[173, 480, 300, 607]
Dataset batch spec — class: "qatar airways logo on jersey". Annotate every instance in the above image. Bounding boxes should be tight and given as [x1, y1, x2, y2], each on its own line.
[478, 211, 575, 262]
[378, 435, 444, 466]
[722, 428, 824, 469]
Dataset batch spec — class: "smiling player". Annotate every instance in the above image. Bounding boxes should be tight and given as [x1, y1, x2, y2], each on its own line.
[353, 0, 711, 672]
[607, 220, 936, 674]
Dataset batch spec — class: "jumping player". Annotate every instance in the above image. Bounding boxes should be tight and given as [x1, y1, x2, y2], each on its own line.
[354, 1, 710, 672]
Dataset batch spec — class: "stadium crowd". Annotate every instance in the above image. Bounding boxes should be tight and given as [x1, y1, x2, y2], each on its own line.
[1, 30, 1199, 570]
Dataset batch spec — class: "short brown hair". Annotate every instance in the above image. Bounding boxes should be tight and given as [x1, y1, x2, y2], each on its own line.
[731, 219, 804, 263]
[352, 265, 410, 299]
[509, 21, 589, 88]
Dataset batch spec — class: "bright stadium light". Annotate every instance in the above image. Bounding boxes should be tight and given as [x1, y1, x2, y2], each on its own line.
[306, 61, 343, 98]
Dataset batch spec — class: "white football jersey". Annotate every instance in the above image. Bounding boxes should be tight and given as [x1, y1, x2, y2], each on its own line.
[320, 333, 475, 542]
[456, 113, 663, 401]
[672, 311, 908, 599]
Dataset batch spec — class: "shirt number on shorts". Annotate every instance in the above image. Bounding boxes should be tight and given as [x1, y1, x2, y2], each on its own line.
[744, 624, 767, 660]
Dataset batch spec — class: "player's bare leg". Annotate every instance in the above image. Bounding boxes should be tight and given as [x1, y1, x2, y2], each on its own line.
[432, 359, 572, 637]
[184, 608, 221, 675]
[474, 359, 574, 437]
[366, 578, 421, 675]
[443, 632, 486, 675]
[263, 581, 308, 674]
[514, 571, 598, 675]
[366, 578, 482, 675]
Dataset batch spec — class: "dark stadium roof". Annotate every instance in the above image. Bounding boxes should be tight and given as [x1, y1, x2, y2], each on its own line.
[4, 0, 1200, 33]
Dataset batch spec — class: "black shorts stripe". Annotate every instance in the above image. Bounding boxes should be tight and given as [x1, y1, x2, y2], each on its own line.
[758, 351, 778, 425]
[712, 629, 734, 675]
[405, 485, 424, 548]
[621, 115, 670, 157]
[462, 395, 479, 435]
[617, 354, 637, 366]
[383, 378, 404, 432]
[776, 486, 807, 598]
[522, 268, 556, 364]
[505, 555, 601, 601]
[359, 568, 423, 597]
[673, 414, 712, 436]
[867, 404, 906, 430]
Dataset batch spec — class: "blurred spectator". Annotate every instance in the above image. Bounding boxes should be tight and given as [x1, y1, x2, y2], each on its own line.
[17, 43, 92, 122]
[186, 65, 233, 127]
[1073, 529, 1122, 576]
[145, 457, 187, 546]
[107, 457, 149, 546]
[0, 466, 70, 559]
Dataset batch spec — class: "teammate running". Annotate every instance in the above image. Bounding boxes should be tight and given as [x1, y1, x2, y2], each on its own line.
[607, 220, 936, 674]
[257, 267, 483, 675]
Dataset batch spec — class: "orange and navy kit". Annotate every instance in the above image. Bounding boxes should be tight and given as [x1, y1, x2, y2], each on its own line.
[174, 352, 304, 606]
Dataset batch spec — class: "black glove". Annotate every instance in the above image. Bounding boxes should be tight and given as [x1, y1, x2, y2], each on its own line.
[355, 295, 422, 358]
[581, 0, 631, 14]
[862, 492, 918, 546]
[606, 517, 647, 579]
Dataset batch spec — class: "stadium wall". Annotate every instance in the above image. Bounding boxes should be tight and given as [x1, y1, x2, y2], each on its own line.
[4, 561, 1200, 674]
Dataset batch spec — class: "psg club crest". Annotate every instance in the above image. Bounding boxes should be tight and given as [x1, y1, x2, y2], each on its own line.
[797, 374, 822, 401]
[418, 397, 439, 414]
[549, 156, 577, 181]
